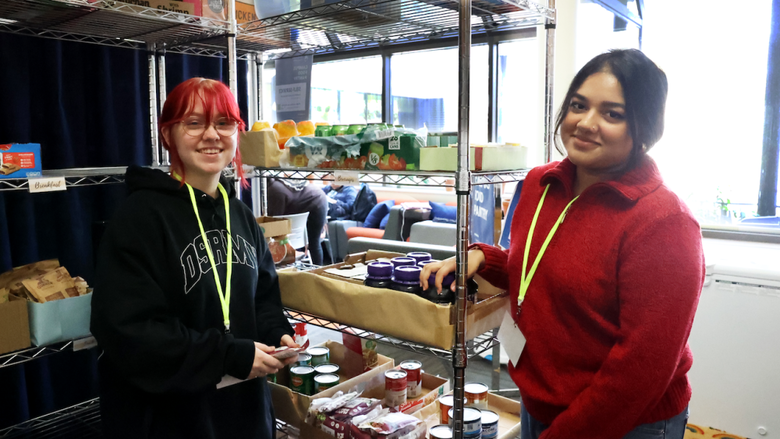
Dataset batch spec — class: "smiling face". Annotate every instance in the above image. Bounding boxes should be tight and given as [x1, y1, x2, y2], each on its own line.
[561, 70, 634, 180]
[164, 99, 237, 185]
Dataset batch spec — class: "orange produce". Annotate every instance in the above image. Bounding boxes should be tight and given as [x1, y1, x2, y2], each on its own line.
[297, 120, 315, 136]
[273, 120, 299, 138]
[251, 121, 271, 131]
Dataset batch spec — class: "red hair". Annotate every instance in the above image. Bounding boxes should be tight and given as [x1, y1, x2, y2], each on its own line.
[159, 77, 248, 187]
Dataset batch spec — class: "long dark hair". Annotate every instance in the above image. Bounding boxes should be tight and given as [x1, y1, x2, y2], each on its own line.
[554, 49, 668, 168]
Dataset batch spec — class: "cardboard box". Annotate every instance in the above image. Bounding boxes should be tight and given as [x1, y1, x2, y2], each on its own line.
[419, 145, 527, 171]
[268, 340, 394, 428]
[202, 0, 226, 19]
[0, 294, 31, 355]
[118, 0, 196, 15]
[256, 216, 292, 239]
[278, 250, 509, 350]
[416, 391, 522, 439]
[235, 0, 258, 23]
[25, 291, 92, 346]
[239, 129, 282, 166]
[0, 143, 41, 179]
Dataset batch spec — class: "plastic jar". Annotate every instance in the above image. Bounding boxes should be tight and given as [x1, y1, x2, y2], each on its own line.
[406, 252, 432, 265]
[390, 257, 416, 269]
[390, 265, 423, 295]
[422, 272, 456, 304]
[364, 261, 393, 288]
[417, 259, 440, 268]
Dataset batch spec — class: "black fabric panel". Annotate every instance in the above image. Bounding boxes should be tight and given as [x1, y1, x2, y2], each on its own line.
[0, 32, 250, 431]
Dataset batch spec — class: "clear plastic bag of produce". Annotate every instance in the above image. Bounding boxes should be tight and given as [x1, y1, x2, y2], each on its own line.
[285, 125, 428, 170]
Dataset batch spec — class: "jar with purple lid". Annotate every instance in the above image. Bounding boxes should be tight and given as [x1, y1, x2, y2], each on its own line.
[422, 272, 456, 304]
[364, 261, 393, 289]
[406, 252, 432, 265]
[390, 257, 416, 268]
[417, 259, 440, 268]
[390, 265, 423, 295]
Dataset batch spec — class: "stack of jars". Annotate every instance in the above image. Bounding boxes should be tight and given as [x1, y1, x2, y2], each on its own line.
[363, 251, 464, 304]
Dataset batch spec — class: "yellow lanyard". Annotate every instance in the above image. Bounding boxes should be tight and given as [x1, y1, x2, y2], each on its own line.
[519, 184, 578, 308]
[175, 174, 233, 333]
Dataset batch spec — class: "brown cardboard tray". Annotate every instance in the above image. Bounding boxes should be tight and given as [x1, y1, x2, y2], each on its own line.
[278, 250, 509, 350]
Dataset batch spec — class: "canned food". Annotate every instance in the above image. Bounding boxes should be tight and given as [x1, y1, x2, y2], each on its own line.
[429, 425, 453, 439]
[314, 373, 340, 393]
[346, 124, 365, 135]
[465, 382, 489, 409]
[307, 347, 330, 367]
[447, 407, 482, 437]
[481, 410, 500, 438]
[438, 395, 465, 424]
[295, 353, 312, 366]
[289, 365, 315, 395]
[314, 363, 340, 376]
[315, 124, 331, 137]
[384, 369, 408, 408]
[330, 124, 349, 136]
[266, 373, 276, 384]
[399, 360, 423, 398]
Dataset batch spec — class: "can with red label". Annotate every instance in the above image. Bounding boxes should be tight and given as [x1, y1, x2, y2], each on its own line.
[399, 360, 423, 398]
[439, 394, 468, 424]
[464, 382, 489, 409]
[384, 369, 408, 408]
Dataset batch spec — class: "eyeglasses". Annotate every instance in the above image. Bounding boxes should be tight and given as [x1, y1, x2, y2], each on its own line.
[180, 118, 239, 137]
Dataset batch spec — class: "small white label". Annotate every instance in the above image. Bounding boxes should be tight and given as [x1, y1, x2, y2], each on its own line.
[28, 177, 66, 193]
[497, 311, 525, 367]
[333, 171, 360, 186]
[389, 136, 400, 150]
[73, 336, 97, 351]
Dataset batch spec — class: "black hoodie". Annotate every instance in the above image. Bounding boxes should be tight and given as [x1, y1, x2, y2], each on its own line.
[91, 166, 293, 439]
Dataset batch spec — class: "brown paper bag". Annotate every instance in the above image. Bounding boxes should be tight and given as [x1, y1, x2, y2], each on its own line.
[0, 287, 8, 304]
[239, 129, 283, 167]
[22, 267, 78, 303]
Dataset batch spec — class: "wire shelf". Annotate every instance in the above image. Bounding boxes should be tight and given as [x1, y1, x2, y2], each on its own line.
[0, 398, 101, 439]
[240, 0, 553, 58]
[284, 308, 499, 360]
[0, 0, 229, 52]
[0, 166, 173, 192]
[249, 167, 528, 187]
[1, 337, 97, 369]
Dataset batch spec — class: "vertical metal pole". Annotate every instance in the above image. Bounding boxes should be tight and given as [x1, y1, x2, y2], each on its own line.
[227, 0, 241, 199]
[487, 36, 498, 143]
[158, 48, 169, 166]
[258, 55, 265, 121]
[248, 52, 258, 126]
[454, 0, 472, 437]
[382, 52, 392, 124]
[148, 43, 160, 167]
[543, 2, 557, 163]
[253, 177, 268, 217]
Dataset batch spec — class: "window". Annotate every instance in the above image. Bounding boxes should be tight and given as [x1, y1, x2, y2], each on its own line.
[642, 1, 774, 226]
[575, 0, 641, 69]
[497, 38, 543, 166]
[310, 56, 382, 124]
[390, 46, 489, 142]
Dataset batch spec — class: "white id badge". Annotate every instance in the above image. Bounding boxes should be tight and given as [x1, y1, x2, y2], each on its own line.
[497, 311, 526, 367]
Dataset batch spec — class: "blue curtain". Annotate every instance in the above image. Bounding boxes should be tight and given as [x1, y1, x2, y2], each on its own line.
[0, 31, 248, 430]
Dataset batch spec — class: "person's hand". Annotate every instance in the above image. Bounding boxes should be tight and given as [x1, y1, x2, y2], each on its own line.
[277, 334, 302, 366]
[248, 342, 285, 379]
[419, 249, 485, 293]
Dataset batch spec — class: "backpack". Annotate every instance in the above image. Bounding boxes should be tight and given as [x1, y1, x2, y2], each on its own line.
[350, 183, 378, 223]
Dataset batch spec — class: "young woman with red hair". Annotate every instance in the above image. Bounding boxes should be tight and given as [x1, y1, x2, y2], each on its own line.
[91, 78, 298, 439]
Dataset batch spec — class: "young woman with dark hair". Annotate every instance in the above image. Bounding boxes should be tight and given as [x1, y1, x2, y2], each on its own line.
[91, 78, 298, 439]
[422, 49, 704, 439]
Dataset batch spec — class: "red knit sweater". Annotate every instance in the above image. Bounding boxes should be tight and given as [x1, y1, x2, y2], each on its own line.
[475, 157, 704, 439]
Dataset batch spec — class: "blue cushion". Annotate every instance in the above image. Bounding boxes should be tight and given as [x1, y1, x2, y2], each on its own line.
[379, 212, 391, 229]
[364, 199, 394, 229]
[430, 201, 457, 224]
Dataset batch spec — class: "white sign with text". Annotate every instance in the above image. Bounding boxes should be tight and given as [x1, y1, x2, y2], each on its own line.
[28, 177, 66, 193]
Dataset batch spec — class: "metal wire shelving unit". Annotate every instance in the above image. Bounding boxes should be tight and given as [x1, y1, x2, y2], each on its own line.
[0, 398, 101, 439]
